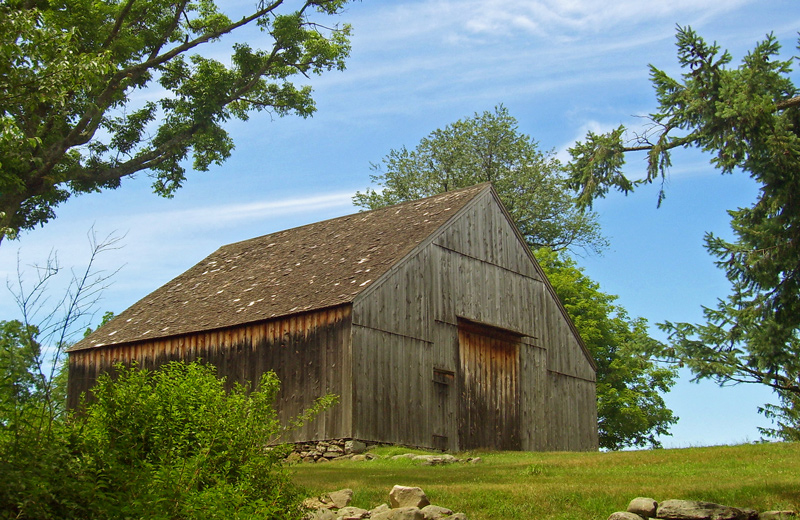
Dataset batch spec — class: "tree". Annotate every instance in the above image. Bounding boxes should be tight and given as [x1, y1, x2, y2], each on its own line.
[354, 105, 607, 253]
[354, 109, 677, 448]
[0, 0, 353, 244]
[567, 26, 800, 439]
[536, 249, 677, 450]
[0, 320, 42, 431]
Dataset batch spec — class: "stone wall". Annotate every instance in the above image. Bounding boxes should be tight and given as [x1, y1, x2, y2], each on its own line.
[610, 497, 796, 520]
[305, 486, 467, 520]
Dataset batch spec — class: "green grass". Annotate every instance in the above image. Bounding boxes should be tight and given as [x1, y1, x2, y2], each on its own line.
[290, 443, 800, 520]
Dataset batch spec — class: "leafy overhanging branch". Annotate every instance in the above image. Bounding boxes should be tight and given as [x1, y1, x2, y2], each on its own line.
[0, 0, 353, 244]
[566, 26, 800, 439]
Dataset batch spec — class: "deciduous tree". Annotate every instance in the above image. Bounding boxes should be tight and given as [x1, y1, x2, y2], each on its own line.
[567, 26, 800, 439]
[0, 0, 353, 244]
[354, 105, 607, 253]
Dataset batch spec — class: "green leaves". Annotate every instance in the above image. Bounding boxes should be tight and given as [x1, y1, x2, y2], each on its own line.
[1, 360, 332, 519]
[0, 0, 354, 244]
[566, 126, 631, 208]
[355, 105, 607, 253]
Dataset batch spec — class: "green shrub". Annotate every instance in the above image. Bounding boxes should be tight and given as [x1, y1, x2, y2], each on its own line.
[0, 361, 333, 519]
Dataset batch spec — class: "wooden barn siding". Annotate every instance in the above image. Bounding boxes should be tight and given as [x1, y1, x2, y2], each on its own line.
[433, 190, 542, 282]
[519, 339, 548, 451]
[434, 191, 597, 451]
[350, 325, 433, 447]
[67, 306, 353, 442]
[546, 371, 598, 451]
[353, 191, 597, 451]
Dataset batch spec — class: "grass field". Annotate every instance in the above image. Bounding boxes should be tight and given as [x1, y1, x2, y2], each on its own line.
[291, 443, 800, 520]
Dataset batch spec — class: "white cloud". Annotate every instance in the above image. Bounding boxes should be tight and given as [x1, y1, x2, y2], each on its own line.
[140, 191, 355, 230]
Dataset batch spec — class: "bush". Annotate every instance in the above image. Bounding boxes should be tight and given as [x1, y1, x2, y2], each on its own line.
[0, 361, 331, 520]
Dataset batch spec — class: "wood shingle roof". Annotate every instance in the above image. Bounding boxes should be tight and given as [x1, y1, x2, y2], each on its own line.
[70, 184, 490, 350]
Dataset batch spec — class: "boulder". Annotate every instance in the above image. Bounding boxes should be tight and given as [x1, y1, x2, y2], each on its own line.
[390, 485, 431, 509]
[392, 453, 418, 460]
[370, 504, 391, 516]
[609, 513, 645, 520]
[657, 500, 754, 520]
[307, 509, 336, 520]
[421, 505, 454, 520]
[372, 507, 425, 520]
[628, 497, 658, 518]
[335, 506, 369, 519]
[286, 452, 303, 463]
[441, 514, 467, 520]
[345, 440, 367, 454]
[329, 489, 354, 509]
[303, 495, 336, 510]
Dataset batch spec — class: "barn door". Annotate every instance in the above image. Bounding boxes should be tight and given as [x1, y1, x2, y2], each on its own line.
[457, 320, 521, 450]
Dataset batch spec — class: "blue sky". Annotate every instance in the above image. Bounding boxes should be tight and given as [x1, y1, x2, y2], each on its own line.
[2, 0, 798, 448]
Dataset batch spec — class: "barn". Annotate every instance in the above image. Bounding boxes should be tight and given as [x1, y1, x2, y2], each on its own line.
[68, 183, 598, 451]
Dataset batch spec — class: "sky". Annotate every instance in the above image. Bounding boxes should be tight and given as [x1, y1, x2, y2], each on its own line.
[2, 0, 799, 448]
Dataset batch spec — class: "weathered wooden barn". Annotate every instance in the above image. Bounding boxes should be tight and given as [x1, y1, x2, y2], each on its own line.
[68, 183, 598, 451]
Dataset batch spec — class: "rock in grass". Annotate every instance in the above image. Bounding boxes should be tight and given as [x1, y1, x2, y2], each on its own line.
[345, 440, 367, 454]
[372, 507, 425, 520]
[390, 485, 431, 508]
[307, 509, 336, 520]
[328, 489, 353, 509]
[628, 497, 658, 518]
[335, 506, 370, 519]
[609, 512, 645, 520]
[370, 504, 391, 516]
[657, 500, 755, 520]
[421, 504, 454, 520]
[392, 453, 417, 460]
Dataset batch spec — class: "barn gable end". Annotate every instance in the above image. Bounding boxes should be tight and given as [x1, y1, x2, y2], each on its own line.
[69, 183, 598, 451]
[350, 187, 597, 451]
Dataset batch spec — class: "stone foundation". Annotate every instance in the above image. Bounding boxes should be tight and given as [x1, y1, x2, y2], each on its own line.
[288, 439, 374, 463]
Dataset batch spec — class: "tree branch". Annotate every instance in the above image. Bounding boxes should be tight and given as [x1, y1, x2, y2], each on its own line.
[102, 0, 138, 49]
[776, 95, 800, 111]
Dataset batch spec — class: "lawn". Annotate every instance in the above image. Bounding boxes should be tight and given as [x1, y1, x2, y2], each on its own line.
[290, 443, 800, 520]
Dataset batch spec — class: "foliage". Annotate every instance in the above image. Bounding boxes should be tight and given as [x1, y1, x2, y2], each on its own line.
[1, 360, 333, 520]
[566, 26, 800, 440]
[0, 233, 337, 518]
[0, 0, 353, 244]
[535, 249, 677, 450]
[0, 320, 42, 430]
[354, 105, 607, 253]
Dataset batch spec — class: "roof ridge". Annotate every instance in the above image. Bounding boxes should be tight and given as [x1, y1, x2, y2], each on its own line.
[222, 182, 492, 251]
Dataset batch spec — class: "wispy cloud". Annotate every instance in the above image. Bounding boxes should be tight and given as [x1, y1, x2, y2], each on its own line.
[134, 191, 355, 231]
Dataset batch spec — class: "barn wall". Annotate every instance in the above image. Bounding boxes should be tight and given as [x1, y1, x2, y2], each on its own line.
[67, 305, 353, 442]
[354, 190, 598, 451]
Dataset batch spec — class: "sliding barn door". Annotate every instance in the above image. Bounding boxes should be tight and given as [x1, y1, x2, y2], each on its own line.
[457, 320, 521, 450]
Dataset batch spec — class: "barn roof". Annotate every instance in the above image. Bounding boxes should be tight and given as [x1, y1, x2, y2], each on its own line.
[70, 184, 491, 351]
